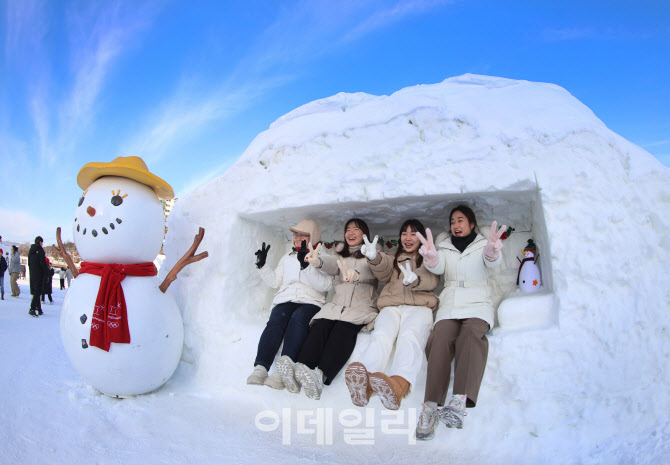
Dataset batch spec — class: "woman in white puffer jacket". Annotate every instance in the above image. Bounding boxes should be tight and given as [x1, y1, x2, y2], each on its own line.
[414, 205, 507, 441]
[246, 219, 333, 391]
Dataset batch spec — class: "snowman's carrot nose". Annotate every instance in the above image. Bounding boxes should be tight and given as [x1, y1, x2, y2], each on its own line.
[87, 206, 96, 217]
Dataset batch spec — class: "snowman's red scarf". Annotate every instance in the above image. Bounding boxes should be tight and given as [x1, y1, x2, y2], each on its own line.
[79, 262, 157, 352]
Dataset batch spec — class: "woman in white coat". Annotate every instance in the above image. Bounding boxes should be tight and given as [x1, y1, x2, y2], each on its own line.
[246, 219, 333, 391]
[414, 205, 506, 440]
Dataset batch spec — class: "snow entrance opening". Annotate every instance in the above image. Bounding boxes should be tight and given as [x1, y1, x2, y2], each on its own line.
[239, 188, 556, 332]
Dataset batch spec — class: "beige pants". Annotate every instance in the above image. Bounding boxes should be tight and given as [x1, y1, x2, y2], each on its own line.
[424, 318, 489, 408]
[10, 272, 20, 296]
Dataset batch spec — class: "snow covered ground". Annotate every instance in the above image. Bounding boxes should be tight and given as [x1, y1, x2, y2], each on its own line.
[5, 275, 668, 465]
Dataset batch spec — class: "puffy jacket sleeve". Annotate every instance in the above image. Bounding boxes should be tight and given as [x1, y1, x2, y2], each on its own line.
[425, 250, 446, 276]
[301, 265, 333, 293]
[409, 263, 440, 291]
[258, 254, 285, 288]
[367, 252, 395, 283]
[316, 253, 340, 276]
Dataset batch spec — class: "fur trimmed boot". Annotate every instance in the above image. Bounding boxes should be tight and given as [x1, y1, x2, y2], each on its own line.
[344, 362, 373, 407]
[368, 373, 409, 410]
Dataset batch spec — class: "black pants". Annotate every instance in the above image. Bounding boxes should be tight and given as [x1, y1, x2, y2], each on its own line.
[31, 293, 42, 312]
[60, 278, 65, 290]
[41, 293, 53, 303]
[297, 319, 363, 385]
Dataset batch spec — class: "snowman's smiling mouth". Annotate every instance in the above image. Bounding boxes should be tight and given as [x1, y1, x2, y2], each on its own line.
[75, 217, 123, 237]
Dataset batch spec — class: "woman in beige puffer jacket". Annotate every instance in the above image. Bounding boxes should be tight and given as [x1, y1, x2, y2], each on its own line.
[344, 219, 439, 411]
[289, 219, 380, 400]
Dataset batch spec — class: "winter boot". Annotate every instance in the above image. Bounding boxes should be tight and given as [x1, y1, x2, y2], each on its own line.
[28, 309, 38, 318]
[264, 370, 285, 390]
[37, 309, 44, 316]
[294, 363, 324, 400]
[344, 362, 373, 407]
[368, 373, 409, 410]
[276, 355, 300, 393]
[415, 403, 438, 441]
[438, 394, 467, 429]
[246, 365, 268, 385]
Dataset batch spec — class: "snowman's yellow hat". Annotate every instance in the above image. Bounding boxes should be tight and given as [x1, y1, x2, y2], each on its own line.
[77, 156, 175, 199]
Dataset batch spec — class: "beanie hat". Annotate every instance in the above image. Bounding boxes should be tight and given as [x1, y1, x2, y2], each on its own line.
[289, 219, 322, 244]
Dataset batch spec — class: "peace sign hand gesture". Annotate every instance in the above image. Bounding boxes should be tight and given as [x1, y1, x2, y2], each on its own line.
[416, 228, 439, 268]
[482, 221, 507, 261]
[337, 259, 359, 283]
[255, 242, 271, 269]
[305, 242, 323, 267]
[360, 235, 379, 260]
[399, 262, 418, 286]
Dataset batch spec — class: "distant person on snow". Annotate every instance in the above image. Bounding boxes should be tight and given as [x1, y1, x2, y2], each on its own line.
[247, 219, 333, 391]
[280, 218, 381, 400]
[0, 249, 7, 300]
[413, 205, 506, 440]
[41, 258, 54, 304]
[59, 267, 66, 290]
[10, 245, 21, 297]
[28, 236, 48, 317]
[344, 219, 439, 411]
[65, 266, 73, 288]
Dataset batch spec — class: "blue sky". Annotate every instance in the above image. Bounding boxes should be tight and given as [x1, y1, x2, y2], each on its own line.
[1, 0, 669, 243]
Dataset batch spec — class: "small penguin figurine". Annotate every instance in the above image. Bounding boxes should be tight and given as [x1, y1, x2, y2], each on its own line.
[516, 239, 541, 292]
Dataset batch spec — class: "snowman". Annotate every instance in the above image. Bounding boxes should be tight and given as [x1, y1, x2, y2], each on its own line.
[516, 240, 541, 293]
[55, 156, 207, 397]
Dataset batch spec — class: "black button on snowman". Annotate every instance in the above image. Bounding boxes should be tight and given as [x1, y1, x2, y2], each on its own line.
[58, 156, 207, 397]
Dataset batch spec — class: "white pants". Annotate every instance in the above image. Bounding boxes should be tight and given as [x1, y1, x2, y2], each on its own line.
[357, 305, 433, 392]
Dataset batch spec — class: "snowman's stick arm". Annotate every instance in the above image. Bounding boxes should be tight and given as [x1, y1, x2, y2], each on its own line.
[53, 227, 79, 279]
[159, 227, 208, 293]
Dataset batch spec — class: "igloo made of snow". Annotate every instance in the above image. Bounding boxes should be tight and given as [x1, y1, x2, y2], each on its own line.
[162, 75, 670, 453]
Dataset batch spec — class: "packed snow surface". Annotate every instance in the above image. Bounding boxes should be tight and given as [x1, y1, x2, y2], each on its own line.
[3, 75, 670, 464]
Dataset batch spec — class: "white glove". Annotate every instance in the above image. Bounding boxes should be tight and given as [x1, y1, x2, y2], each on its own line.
[305, 242, 323, 267]
[360, 235, 379, 260]
[337, 259, 359, 283]
[483, 221, 506, 261]
[416, 228, 439, 268]
[399, 262, 418, 286]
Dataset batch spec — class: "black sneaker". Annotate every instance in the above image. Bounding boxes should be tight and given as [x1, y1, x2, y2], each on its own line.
[37, 310, 44, 316]
[28, 309, 38, 318]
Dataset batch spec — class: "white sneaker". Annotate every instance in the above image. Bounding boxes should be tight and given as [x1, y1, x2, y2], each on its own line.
[415, 403, 438, 441]
[264, 370, 285, 390]
[246, 365, 268, 385]
[276, 355, 300, 393]
[294, 363, 324, 400]
[438, 394, 467, 429]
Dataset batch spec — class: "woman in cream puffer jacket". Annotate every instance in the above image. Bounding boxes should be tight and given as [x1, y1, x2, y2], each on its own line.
[289, 219, 381, 399]
[413, 205, 506, 440]
[344, 219, 440, 411]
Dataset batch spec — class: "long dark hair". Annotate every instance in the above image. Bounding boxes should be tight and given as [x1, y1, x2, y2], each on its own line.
[339, 218, 370, 259]
[449, 205, 478, 233]
[394, 219, 425, 273]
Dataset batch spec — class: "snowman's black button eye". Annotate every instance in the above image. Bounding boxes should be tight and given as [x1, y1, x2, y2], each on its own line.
[111, 195, 123, 206]
[78, 196, 85, 207]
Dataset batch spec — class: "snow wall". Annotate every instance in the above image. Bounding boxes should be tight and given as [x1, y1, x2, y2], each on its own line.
[162, 74, 670, 462]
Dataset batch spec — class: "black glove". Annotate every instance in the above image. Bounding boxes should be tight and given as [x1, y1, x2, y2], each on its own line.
[297, 240, 309, 269]
[255, 242, 270, 269]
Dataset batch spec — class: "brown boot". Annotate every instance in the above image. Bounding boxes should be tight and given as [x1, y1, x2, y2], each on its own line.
[368, 373, 409, 410]
[344, 362, 373, 407]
